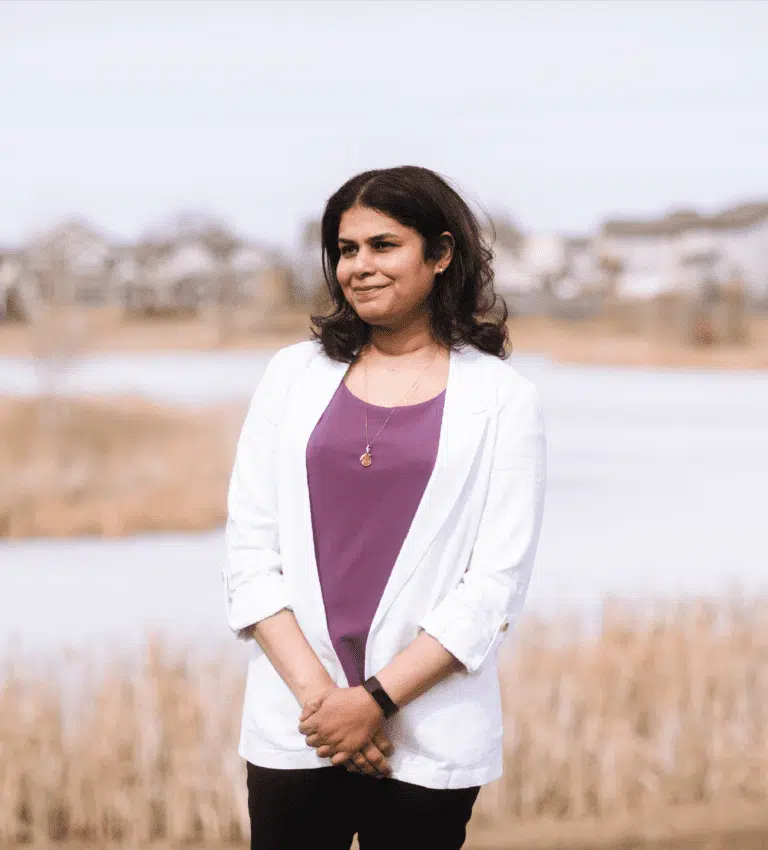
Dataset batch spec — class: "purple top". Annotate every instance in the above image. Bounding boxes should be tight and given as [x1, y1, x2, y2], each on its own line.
[306, 379, 446, 687]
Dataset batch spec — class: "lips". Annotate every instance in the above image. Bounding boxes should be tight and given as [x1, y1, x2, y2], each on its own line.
[353, 284, 389, 294]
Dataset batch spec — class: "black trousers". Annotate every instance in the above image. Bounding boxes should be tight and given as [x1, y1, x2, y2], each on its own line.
[246, 761, 481, 850]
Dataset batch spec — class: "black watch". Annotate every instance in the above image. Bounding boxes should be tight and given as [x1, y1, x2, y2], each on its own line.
[362, 675, 399, 718]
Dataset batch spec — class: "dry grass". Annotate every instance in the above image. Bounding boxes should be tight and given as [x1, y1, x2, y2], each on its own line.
[0, 396, 244, 538]
[2, 599, 768, 847]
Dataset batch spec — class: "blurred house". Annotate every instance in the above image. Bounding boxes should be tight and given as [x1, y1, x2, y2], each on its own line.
[489, 224, 605, 319]
[598, 201, 768, 301]
[597, 202, 768, 343]
[135, 240, 220, 314]
[0, 212, 293, 321]
[562, 237, 603, 294]
[114, 237, 292, 318]
[485, 219, 537, 301]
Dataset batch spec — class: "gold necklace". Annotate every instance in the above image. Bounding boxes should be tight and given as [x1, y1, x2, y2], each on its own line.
[359, 345, 441, 468]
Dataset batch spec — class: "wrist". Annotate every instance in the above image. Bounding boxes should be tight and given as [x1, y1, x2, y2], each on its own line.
[361, 675, 399, 719]
[356, 684, 386, 721]
[297, 677, 337, 707]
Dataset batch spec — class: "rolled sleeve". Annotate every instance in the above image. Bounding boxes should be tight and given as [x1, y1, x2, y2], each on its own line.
[418, 379, 547, 674]
[223, 348, 294, 641]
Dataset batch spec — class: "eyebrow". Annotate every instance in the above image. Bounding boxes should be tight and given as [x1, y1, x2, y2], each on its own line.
[338, 232, 399, 244]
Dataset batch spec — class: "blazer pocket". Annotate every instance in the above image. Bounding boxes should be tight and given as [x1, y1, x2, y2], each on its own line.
[243, 655, 309, 753]
[397, 675, 503, 766]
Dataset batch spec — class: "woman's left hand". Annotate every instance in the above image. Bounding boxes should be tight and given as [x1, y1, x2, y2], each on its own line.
[298, 686, 384, 764]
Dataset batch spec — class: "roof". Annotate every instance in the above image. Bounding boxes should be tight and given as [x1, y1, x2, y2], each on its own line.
[603, 200, 768, 237]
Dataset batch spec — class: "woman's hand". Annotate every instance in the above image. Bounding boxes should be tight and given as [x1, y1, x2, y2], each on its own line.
[299, 687, 393, 776]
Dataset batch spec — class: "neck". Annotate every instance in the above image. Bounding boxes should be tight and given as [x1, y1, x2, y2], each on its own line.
[366, 316, 440, 360]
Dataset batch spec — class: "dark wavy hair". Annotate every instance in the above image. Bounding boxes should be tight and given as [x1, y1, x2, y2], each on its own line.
[308, 166, 510, 363]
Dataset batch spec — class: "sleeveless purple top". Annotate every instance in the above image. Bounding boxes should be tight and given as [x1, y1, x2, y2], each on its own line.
[306, 379, 446, 687]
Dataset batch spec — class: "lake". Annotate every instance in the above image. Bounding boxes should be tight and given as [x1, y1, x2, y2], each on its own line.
[1, 351, 766, 655]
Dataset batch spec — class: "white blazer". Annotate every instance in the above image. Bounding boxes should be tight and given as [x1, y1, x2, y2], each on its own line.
[223, 339, 547, 790]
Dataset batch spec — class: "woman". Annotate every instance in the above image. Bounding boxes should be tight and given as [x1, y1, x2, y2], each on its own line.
[223, 166, 547, 849]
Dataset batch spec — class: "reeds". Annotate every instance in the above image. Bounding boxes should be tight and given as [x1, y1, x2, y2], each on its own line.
[0, 637, 249, 845]
[0, 396, 244, 538]
[2, 597, 767, 845]
[476, 597, 768, 825]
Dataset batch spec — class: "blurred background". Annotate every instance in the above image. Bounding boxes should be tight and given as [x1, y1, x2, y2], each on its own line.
[1, 1, 767, 848]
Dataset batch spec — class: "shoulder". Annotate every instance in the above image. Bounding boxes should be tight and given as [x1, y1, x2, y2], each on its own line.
[265, 339, 320, 373]
[464, 347, 541, 412]
[246, 341, 321, 415]
[259, 339, 322, 386]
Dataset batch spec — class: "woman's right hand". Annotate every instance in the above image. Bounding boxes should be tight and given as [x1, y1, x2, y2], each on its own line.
[299, 685, 394, 778]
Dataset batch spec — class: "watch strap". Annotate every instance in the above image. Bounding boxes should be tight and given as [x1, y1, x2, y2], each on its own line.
[362, 675, 399, 718]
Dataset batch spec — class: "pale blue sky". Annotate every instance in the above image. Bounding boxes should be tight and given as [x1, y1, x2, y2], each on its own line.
[1, 0, 766, 251]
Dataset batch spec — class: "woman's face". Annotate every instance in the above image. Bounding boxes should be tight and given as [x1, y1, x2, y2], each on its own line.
[336, 205, 446, 328]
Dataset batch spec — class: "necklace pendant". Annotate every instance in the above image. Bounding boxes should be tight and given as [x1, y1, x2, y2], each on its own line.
[360, 448, 372, 467]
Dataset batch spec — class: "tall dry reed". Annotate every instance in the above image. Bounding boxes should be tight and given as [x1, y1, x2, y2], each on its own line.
[1, 598, 767, 845]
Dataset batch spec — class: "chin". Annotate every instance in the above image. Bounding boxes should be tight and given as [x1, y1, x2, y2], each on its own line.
[356, 306, 389, 321]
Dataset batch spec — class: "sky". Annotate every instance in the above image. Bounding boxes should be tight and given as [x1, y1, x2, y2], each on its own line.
[1, 0, 767, 252]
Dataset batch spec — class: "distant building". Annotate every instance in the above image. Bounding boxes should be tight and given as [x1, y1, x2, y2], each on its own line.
[599, 201, 768, 300]
[484, 219, 536, 298]
[489, 227, 604, 317]
[561, 236, 603, 295]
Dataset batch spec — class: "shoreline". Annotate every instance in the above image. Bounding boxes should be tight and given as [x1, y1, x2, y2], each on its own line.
[1, 313, 767, 371]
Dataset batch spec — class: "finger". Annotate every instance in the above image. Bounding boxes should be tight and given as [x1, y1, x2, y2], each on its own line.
[371, 737, 394, 760]
[352, 750, 385, 778]
[330, 751, 352, 767]
[298, 702, 321, 722]
[371, 728, 393, 749]
[371, 729, 395, 756]
[345, 757, 365, 774]
[362, 742, 391, 776]
[299, 699, 321, 720]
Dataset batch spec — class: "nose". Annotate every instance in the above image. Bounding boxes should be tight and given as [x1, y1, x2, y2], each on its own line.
[351, 247, 375, 278]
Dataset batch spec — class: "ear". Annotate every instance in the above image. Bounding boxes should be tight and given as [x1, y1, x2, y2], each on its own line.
[437, 231, 454, 271]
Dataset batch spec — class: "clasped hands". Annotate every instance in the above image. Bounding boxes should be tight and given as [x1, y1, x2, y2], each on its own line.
[298, 685, 394, 778]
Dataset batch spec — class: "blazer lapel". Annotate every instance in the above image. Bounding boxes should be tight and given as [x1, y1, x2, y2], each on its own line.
[366, 345, 490, 641]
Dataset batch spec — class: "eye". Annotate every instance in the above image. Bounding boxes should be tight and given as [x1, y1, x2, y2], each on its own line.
[372, 240, 395, 251]
[339, 244, 356, 257]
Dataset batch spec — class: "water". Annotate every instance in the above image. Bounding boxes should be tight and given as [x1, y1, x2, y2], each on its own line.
[1, 351, 766, 654]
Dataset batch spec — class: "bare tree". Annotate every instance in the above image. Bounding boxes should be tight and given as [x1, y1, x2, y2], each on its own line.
[28, 244, 90, 433]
